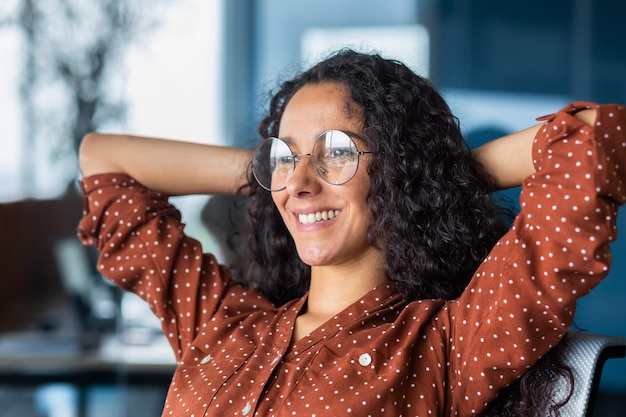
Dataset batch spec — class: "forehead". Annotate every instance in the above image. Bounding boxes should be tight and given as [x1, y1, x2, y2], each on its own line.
[278, 82, 363, 142]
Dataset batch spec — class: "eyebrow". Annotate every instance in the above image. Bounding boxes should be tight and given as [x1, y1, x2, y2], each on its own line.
[279, 136, 296, 146]
[279, 130, 366, 145]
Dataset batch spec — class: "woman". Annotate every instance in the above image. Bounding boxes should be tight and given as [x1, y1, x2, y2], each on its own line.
[78, 50, 625, 416]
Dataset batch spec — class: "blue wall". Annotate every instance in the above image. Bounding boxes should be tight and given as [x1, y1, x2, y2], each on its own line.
[431, 0, 626, 390]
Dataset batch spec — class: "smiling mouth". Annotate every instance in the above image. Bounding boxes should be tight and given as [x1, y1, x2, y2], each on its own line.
[298, 209, 341, 225]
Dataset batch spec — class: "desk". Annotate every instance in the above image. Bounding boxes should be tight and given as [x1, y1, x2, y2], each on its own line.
[0, 334, 176, 417]
[0, 355, 175, 385]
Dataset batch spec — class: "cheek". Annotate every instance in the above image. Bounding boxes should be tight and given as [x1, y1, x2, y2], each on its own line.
[271, 192, 290, 220]
[345, 184, 373, 225]
[356, 186, 373, 224]
[352, 173, 371, 209]
[271, 191, 284, 207]
[356, 200, 373, 227]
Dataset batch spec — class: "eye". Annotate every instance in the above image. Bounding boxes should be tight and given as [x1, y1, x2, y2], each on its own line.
[277, 155, 294, 164]
[274, 154, 294, 170]
[333, 148, 349, 157]
[325, 147, 357, 163]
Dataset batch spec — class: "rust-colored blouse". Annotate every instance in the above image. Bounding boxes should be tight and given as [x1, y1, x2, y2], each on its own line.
[78, 102, 625, 416]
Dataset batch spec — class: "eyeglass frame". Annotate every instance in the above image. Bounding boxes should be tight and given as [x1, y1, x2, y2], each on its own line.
[252, 129, 373, 192]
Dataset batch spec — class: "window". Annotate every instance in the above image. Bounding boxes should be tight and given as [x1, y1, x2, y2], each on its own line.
[0, 1, 223, 203]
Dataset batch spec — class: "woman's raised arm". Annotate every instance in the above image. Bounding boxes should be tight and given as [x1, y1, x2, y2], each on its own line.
[472, 108, 597, 189]
[79, 133, 252, 195]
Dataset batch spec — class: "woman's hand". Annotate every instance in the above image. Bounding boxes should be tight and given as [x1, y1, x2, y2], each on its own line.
[79, 133, 252, 195]
[472, 109, 597, 189]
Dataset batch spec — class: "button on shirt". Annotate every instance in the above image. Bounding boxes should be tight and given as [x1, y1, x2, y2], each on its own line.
[77, 102, 626, 416]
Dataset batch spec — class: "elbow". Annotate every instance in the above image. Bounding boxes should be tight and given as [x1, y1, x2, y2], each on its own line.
[78, 132, 99, 178]
[573, 108, 598, 126]
[79, 132, 121, 178]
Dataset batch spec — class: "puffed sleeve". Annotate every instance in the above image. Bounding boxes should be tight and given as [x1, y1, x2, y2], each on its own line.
[442, 102, 626, 415]
[77, 173, 273, 360]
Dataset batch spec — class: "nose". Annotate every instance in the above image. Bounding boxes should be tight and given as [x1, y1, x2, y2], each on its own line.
[284, 154, 322, 196]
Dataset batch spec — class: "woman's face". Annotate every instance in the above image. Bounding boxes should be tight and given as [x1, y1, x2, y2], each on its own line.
[271, 82, 380, 270]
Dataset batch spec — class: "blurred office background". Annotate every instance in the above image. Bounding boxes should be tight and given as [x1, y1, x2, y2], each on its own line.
[0, 0, 624, 416]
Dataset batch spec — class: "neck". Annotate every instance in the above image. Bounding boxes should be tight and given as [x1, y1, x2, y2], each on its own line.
[291, 252, 385, 344]
[305, 257, 386, 319]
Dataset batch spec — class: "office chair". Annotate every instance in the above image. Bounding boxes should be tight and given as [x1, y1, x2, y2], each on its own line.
[553, 332, 626, 417]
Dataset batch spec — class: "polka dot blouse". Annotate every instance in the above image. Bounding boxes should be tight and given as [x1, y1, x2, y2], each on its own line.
[78, 102, 625, 416]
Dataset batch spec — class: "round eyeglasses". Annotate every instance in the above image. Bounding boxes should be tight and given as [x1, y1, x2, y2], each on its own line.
[252, 130, 372, 192]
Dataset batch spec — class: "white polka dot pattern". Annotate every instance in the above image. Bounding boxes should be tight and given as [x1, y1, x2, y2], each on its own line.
[77, 102, 625, 416]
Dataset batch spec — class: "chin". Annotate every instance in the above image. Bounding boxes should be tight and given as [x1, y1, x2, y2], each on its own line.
[295, 247, 332, 267]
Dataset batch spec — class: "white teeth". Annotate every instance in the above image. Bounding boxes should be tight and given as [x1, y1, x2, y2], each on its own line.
[298, 210, 340, 225]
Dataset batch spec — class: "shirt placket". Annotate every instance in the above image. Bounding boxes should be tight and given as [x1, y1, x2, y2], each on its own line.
[233, 297, 307, 416]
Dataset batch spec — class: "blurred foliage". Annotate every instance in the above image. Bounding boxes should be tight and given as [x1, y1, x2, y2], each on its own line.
[0, 0, 171, 163]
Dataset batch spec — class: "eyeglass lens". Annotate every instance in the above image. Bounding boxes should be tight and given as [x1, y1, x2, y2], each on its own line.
[252, 130, 363, 191]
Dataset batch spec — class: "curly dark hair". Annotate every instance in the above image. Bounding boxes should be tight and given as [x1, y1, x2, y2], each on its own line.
[237, 49, 510, 305]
